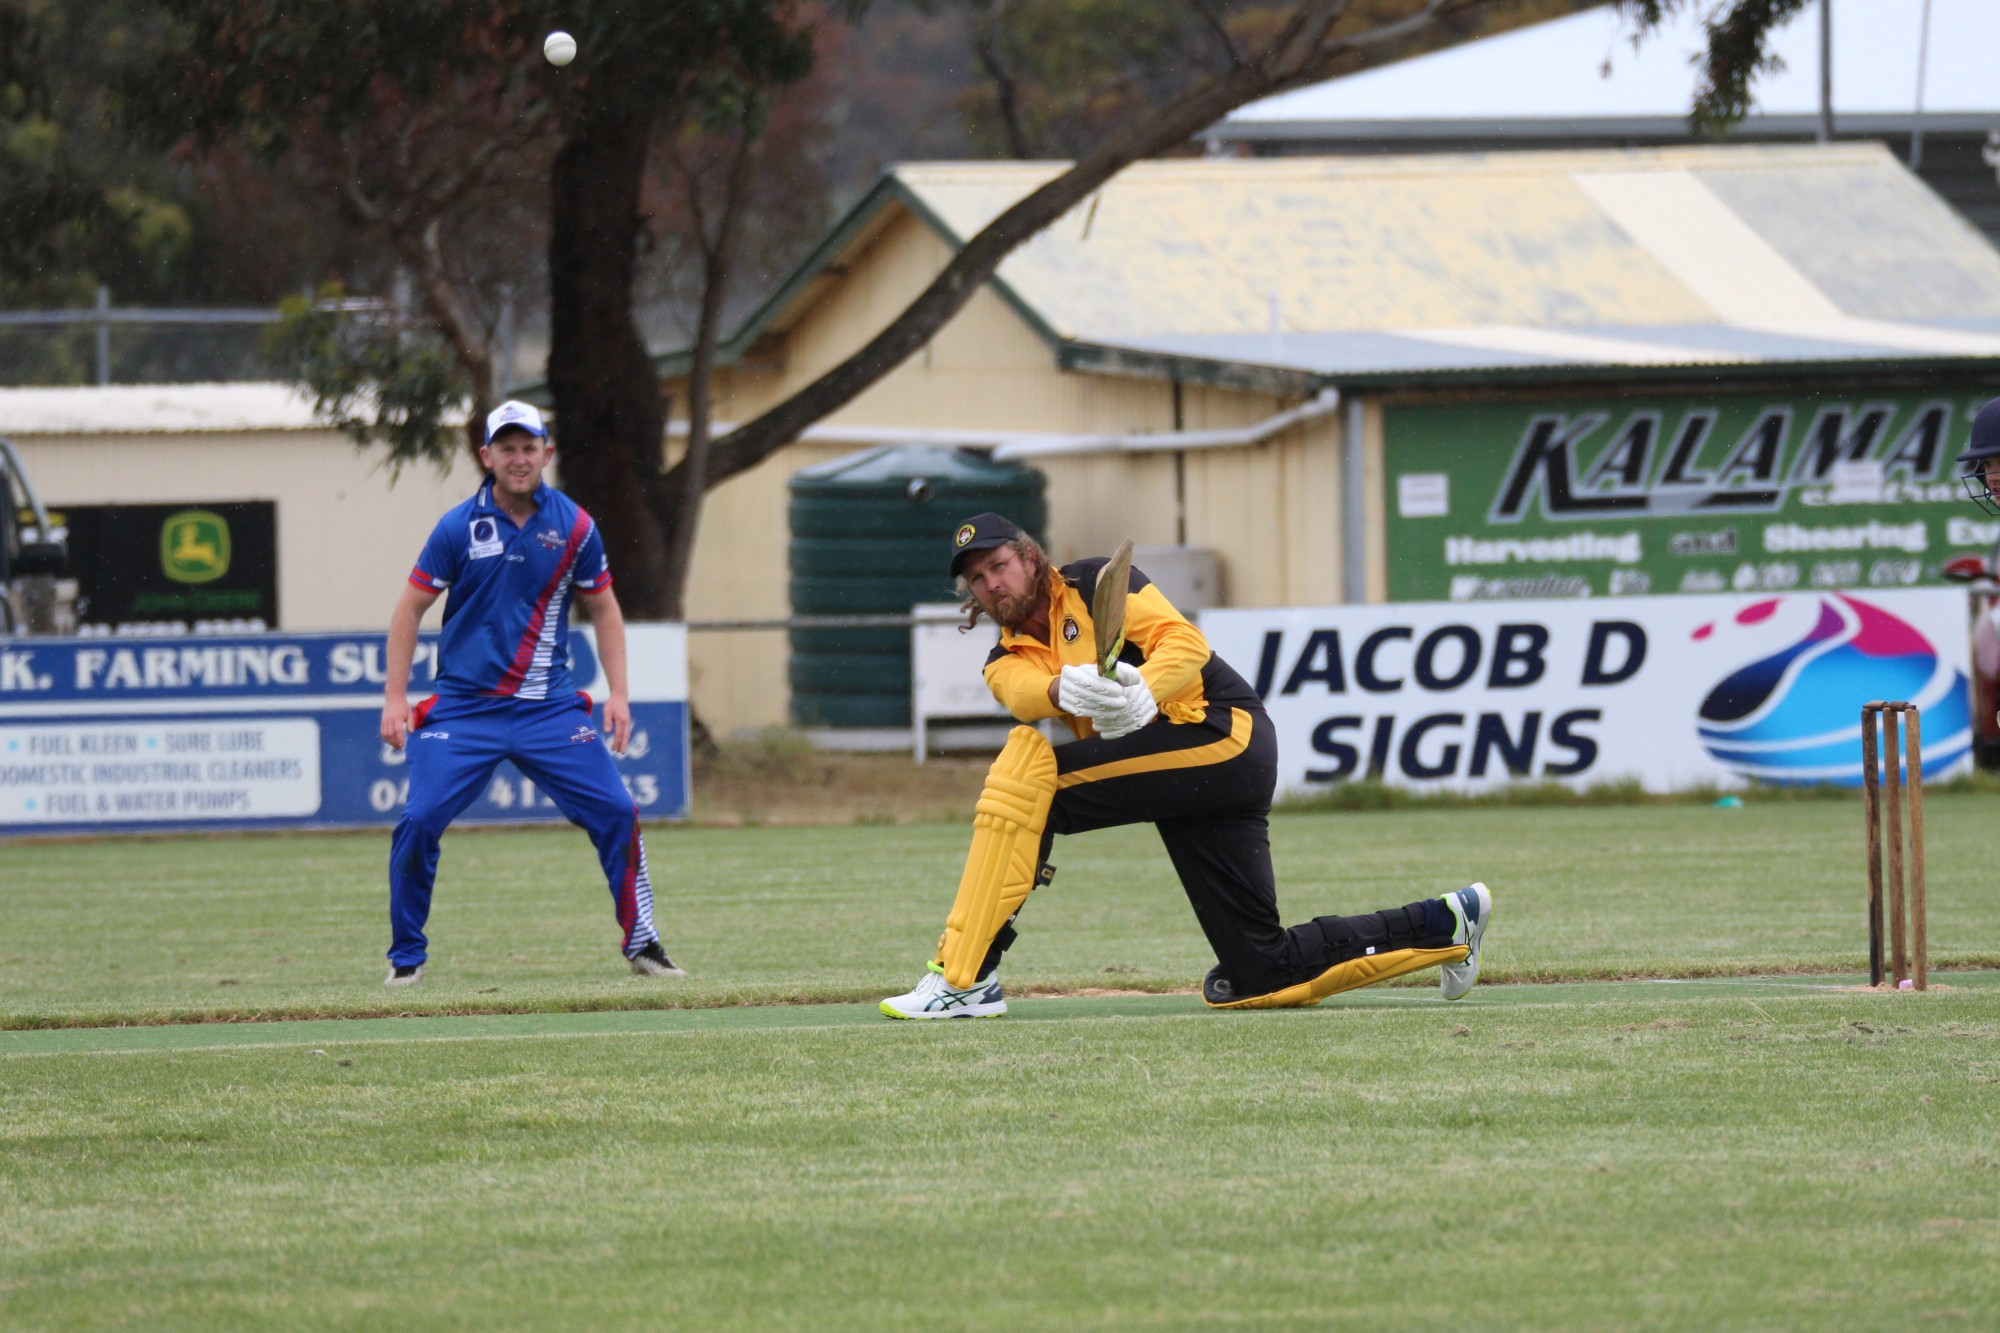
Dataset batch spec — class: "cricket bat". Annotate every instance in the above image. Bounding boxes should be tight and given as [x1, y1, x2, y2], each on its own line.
[1091, 538, 1135, 679]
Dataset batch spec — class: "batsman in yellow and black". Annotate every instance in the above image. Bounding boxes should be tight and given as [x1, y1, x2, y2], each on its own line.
[879, 512, 1494, 1019]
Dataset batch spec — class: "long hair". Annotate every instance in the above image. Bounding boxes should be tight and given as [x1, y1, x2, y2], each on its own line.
[957, 534, 1051, 631]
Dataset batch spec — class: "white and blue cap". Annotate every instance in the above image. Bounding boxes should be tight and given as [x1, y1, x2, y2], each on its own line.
[484, 399, 548, 444]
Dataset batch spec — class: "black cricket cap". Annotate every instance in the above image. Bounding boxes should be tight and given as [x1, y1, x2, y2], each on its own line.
[949, 512, 1023, 577]
[1957, 397, 2000, 469]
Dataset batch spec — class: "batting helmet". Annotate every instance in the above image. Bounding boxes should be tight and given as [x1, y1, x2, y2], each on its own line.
[1956, 397, 2000, 515]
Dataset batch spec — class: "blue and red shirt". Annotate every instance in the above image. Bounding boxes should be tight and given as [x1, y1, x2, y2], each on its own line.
[408, 477, 612, 699]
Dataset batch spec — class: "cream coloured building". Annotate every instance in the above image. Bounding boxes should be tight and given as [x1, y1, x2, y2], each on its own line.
[650, 144, 2000, 735]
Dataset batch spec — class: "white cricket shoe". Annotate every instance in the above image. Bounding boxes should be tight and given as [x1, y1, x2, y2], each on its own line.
[879, 962, 1008, 1019]
[1440, 882, 1493, 1001]
[628, 940, 688, 977]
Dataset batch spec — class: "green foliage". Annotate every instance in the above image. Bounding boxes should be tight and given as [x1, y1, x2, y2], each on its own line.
[130, 0, 822, 493]
[0, 0, 192, 306]
[137, 0, 818, 151]
[263, 285, 470, 471]
[1618, 0, 1814, 136]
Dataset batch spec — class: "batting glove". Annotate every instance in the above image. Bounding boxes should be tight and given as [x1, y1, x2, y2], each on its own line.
[1096, 662, 1158, 739]
[1057, 662, 1125, 718]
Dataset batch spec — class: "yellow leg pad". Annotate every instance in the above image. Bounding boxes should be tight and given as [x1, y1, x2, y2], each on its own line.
[935, 727, 1057, 988]
[1204, 945, 1469, 1010]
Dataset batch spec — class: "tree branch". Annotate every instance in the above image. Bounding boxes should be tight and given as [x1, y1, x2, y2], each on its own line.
[339, 137, 386, 225]
[970, 3, 1035, 160]
[1190, 0, 1246, 70]
[413, 215, 495, 459]
[654, 124, 756, 618]
[412, 95, 554, 212]
[703, 0, 1494, 489]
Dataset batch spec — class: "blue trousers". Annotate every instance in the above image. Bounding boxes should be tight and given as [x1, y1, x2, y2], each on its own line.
[387, 692, 657, 966]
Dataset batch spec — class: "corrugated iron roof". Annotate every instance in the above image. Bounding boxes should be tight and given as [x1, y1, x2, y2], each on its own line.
[0, 382, 472, 436]
[642, 142, 2000, 395]
[0, 383, 333, 435]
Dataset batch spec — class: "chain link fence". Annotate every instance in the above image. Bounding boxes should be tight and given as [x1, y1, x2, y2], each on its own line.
[0, 290, 397, 388]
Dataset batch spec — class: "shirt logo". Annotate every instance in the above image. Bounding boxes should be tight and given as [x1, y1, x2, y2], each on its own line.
[468, 517, 504, 560]
[1062, 617, 1079, 642]
[536, 529, 565, 550]
[955, 523, 976, 548]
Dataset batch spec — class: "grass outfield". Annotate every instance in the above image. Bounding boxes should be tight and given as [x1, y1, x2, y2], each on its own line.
[3, 980, 1998, 1326]
[5, 801, 2000, 1326]
[3, 796, 2000, 1027]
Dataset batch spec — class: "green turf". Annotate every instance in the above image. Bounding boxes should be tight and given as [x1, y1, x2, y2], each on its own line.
[4, 982, 1998, 1328]
[6, 802, 2000, 1327]
[4, 797, 1998, 1027]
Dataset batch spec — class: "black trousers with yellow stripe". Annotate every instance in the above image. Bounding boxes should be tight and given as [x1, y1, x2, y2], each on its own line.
[1027, 705, 1455, 998]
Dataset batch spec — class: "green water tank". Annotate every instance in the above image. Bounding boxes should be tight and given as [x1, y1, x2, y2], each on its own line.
[788, 446, 1046, 728]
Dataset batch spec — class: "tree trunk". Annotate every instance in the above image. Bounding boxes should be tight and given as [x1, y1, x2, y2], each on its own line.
[545, 99, 673, 617]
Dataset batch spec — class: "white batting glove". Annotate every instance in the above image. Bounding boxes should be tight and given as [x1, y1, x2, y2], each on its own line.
[1057, 662, 1125, 718]
[1096, 662, 1158, 739]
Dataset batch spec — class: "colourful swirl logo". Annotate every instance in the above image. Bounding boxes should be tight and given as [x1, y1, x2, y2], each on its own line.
[1693, 594, 1971, 786]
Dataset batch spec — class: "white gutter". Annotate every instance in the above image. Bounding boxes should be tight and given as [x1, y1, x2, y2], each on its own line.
[664, 388, 1342, 462]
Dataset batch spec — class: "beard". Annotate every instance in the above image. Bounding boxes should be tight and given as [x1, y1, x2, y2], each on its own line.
[979, 583, 1038, 631]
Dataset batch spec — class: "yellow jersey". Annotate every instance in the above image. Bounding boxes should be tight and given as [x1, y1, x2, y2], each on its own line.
[982, 557, 1262, 740]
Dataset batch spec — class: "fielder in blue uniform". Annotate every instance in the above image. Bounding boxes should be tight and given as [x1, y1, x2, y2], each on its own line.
[377, 400, 684, 985]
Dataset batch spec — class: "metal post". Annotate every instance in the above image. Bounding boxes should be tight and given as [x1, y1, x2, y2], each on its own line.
[1818, 0, 1834, 144]
[95, 285, 111, 386]
[1342, 392, 1366, 603]
[1910, 0, 1934, 169]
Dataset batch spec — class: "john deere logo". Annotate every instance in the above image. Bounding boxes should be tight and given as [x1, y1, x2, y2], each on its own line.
[955, 523, 976, 548]
[161, 510, 230, 584]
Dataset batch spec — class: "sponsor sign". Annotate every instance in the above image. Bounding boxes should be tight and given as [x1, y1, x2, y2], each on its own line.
[1383, 393, 1993, 602]
[0, 626, 690, 834]
[53, 501, 281, 634]
[909, 603, 1009, 759]
[1199, 589, 1973, 794]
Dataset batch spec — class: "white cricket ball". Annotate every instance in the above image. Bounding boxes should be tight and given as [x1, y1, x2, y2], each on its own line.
[544, 30, 577, 66]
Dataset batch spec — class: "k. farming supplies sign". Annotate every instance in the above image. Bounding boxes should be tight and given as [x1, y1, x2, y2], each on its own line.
[1384, 392, 1995, 603]
[0, 626, 689, 834]
[1199, 589, 1972, 795]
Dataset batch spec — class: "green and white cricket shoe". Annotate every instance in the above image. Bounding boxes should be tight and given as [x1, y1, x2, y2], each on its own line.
[1439, 882, 1492, 1001]
[879, 961, 1008, 1019]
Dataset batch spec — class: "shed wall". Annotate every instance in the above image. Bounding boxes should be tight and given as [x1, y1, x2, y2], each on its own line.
[10, 428, 482, 633]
